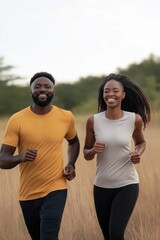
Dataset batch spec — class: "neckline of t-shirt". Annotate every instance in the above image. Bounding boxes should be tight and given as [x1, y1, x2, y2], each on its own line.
[28, 105, 55, 117]
[103, 110, 126, 121]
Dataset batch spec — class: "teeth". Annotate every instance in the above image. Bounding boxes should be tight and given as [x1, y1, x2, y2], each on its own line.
[38, 94, 47, 100]
[39, 94, 47, 97]
[108, 99, 115, 103]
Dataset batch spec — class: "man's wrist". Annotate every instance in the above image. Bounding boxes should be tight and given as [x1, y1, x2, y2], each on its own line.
[68, 161, 75, 169]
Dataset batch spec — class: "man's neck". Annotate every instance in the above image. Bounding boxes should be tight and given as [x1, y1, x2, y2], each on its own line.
[31, 104, 53, 115]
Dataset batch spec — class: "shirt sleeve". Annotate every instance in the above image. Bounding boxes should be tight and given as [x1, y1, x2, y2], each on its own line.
[2, 115, 20, 147]
[65, 111, 77, 141]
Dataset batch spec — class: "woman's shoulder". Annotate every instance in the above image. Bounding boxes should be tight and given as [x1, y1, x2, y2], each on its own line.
[86, 115, 94, 123]
[87, 112, 105, 121]
[124, 111, 138, 120]
[135, 113, 143, 124]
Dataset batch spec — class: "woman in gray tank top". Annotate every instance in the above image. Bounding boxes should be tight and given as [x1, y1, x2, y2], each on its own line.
[83, 73, 151, 240]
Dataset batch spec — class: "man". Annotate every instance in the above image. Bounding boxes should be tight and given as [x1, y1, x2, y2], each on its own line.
[0, 72, 80, 240]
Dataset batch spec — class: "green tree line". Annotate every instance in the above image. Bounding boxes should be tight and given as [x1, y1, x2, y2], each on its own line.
[0, 54, 160, 116]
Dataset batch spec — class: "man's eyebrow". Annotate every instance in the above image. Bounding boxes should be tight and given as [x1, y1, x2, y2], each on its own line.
[35, 83, 51, 86]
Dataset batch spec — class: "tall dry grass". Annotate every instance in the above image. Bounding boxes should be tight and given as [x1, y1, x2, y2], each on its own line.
[0, 114, 159, 240]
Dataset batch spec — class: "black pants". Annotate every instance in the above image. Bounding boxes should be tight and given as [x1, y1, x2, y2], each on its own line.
[20, 189, 67, 240]
[94, 184, 139, 240]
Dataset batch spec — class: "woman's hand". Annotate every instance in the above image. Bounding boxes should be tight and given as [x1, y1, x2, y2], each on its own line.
[130, 152, 141, 164]
[93, 142, 107, 154]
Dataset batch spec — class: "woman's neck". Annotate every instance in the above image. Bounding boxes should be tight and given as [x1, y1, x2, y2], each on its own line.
[105, 109, 123, 120]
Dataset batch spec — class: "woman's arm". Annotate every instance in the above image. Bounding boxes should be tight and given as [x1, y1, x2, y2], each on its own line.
[83, 116, 106, 160]
[131, 114, 146, 164]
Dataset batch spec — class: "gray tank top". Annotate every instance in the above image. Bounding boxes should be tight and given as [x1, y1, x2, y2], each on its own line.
[94, 111, 139, 188]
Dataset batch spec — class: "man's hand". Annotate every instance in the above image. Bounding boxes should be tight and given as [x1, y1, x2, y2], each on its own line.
[63, 163, 76, 181]
[20, 149, 37, 163]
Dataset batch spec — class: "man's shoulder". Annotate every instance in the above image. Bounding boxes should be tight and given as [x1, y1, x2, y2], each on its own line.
[53, 106, 73, 117]
[11, 107, 30, 119]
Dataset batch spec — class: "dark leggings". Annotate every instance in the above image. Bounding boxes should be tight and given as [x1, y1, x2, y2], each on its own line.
[20, 189, 67, 240]
[94, 184, 139, 240]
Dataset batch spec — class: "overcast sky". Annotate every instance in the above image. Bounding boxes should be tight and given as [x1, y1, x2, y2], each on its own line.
[1, 0, 160, 85]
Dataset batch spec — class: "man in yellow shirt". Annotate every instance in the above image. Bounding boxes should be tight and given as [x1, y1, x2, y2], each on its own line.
[0, 72, 80, 240]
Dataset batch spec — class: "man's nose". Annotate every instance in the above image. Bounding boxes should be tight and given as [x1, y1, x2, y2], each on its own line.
[39, 86, 47, 92]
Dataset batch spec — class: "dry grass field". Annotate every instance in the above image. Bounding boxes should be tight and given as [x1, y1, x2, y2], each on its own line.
[0, 114, 159, 240]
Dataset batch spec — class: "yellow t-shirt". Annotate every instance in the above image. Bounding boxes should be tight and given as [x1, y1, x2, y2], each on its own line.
[2, 106, 77, 200]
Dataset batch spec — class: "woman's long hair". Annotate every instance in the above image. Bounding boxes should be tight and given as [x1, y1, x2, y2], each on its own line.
[98, 73, 151, 128]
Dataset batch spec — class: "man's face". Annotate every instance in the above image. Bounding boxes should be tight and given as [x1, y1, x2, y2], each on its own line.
[30, 77, 55, 107]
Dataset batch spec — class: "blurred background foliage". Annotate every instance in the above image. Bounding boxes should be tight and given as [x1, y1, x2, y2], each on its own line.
[0, 54, 160, 116]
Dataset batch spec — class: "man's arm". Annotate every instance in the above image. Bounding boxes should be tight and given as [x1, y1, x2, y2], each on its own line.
[0, 144, 37, 169]
[67, 135, 80, 168]
[64, 135, 80, 181]
[0, 144, 19, 169]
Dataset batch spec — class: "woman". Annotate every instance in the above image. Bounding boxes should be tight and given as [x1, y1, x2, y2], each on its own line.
[83, 73, 151, 240]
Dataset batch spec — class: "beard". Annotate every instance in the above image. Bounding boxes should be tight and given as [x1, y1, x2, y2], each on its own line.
[31, 94, 53, 107]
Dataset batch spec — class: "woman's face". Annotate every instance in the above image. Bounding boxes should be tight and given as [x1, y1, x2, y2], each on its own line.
[103, 79, 125, 108]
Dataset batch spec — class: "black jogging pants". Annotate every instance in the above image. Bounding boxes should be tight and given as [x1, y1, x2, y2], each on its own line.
[94, 184, 139, 240]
